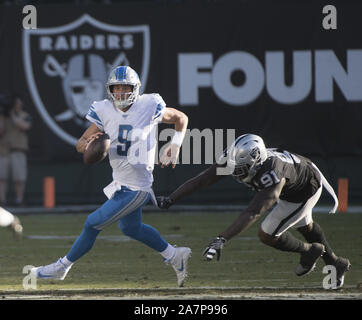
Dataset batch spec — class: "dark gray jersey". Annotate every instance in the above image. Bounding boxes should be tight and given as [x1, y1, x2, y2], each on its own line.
[247, 149, 321, 203]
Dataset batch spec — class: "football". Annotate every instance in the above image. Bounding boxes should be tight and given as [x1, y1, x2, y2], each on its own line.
[83, 133, 111, 165]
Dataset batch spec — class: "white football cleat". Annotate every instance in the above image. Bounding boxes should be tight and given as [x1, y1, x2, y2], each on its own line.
[165, 247, 192, 287]
[31, 258, 72, 280]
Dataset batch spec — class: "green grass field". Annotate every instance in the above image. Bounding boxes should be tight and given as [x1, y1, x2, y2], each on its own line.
[1, 211, 361, 297]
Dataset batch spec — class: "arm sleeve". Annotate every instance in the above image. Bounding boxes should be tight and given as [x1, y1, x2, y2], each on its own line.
[151, 94, 167, 124]
[86, 103, 104, 131]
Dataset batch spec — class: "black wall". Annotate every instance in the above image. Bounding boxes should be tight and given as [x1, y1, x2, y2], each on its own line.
[0, 1, 361, 205]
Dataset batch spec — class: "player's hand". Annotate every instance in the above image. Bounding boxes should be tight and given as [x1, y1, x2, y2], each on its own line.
[156, 196, 174, 209]
[202, 236, 226, 261]
[85, 132, 103, 150]
[158, 144, 180, 168]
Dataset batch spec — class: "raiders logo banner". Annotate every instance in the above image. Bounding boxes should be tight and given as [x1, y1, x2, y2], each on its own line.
[23, 14, 150, 146]
[3, 1, 362, 162]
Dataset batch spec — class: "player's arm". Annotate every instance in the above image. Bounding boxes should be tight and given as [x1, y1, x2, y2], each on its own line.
[161, 107, 188, 132]
[220, 177, 286, 240]
[76, 123, 102, 154]
[157, 162, 226, 208]
[158, 107, 188, 168]
[202, 178, 286, 261]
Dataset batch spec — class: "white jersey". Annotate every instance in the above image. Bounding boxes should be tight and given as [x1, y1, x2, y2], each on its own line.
[86, 93, 166, 200]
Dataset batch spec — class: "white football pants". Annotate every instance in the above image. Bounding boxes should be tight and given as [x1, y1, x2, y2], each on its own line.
[261, 186, 323, 237]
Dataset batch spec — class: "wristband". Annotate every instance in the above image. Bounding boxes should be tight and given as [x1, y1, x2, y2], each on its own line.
[171, 130, 185, 147]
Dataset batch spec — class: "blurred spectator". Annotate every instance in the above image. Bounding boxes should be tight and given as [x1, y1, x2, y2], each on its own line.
[0, 94, 11, 206]
[0, 94, 32, 206]
[8, 94, 32, 206]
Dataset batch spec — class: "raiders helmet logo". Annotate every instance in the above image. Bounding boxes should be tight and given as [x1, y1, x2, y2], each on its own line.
[23, 14, 150, 145]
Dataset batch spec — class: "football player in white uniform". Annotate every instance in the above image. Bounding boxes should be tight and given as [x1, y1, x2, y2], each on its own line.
[31, 66, 191, 287]
[0, 206, 23, 238]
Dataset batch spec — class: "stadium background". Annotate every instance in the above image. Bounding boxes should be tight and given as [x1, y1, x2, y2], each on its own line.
[1, 0, 362, 302]
[0, 0, 361, 207]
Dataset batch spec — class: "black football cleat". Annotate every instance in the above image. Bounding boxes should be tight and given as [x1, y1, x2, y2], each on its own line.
[296, 243, 325, 276]
[333, 257, 351, 289]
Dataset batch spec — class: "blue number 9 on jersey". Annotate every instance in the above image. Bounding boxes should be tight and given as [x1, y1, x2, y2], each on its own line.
[117, 125, 132, 156]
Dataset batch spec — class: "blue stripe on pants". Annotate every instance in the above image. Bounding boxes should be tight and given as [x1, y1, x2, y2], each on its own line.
[66, 187, 168, 262]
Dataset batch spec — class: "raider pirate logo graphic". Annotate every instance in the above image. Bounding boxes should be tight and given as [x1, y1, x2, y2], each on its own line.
[23, 14, 150, 145]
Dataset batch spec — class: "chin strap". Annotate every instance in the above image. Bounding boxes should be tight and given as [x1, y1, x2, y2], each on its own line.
[312, 163, 339, 214]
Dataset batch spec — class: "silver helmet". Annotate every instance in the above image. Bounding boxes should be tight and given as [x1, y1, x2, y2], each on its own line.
[228, 134, 268, 183]
[106, 66, 141, 109]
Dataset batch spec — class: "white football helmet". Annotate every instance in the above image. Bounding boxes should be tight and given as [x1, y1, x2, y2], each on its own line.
[228, 134, 268, 183]
[106, 66, 141, 109]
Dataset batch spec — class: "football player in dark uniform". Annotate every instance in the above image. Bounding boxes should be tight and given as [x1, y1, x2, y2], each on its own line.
[157, 134, 351, 289]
